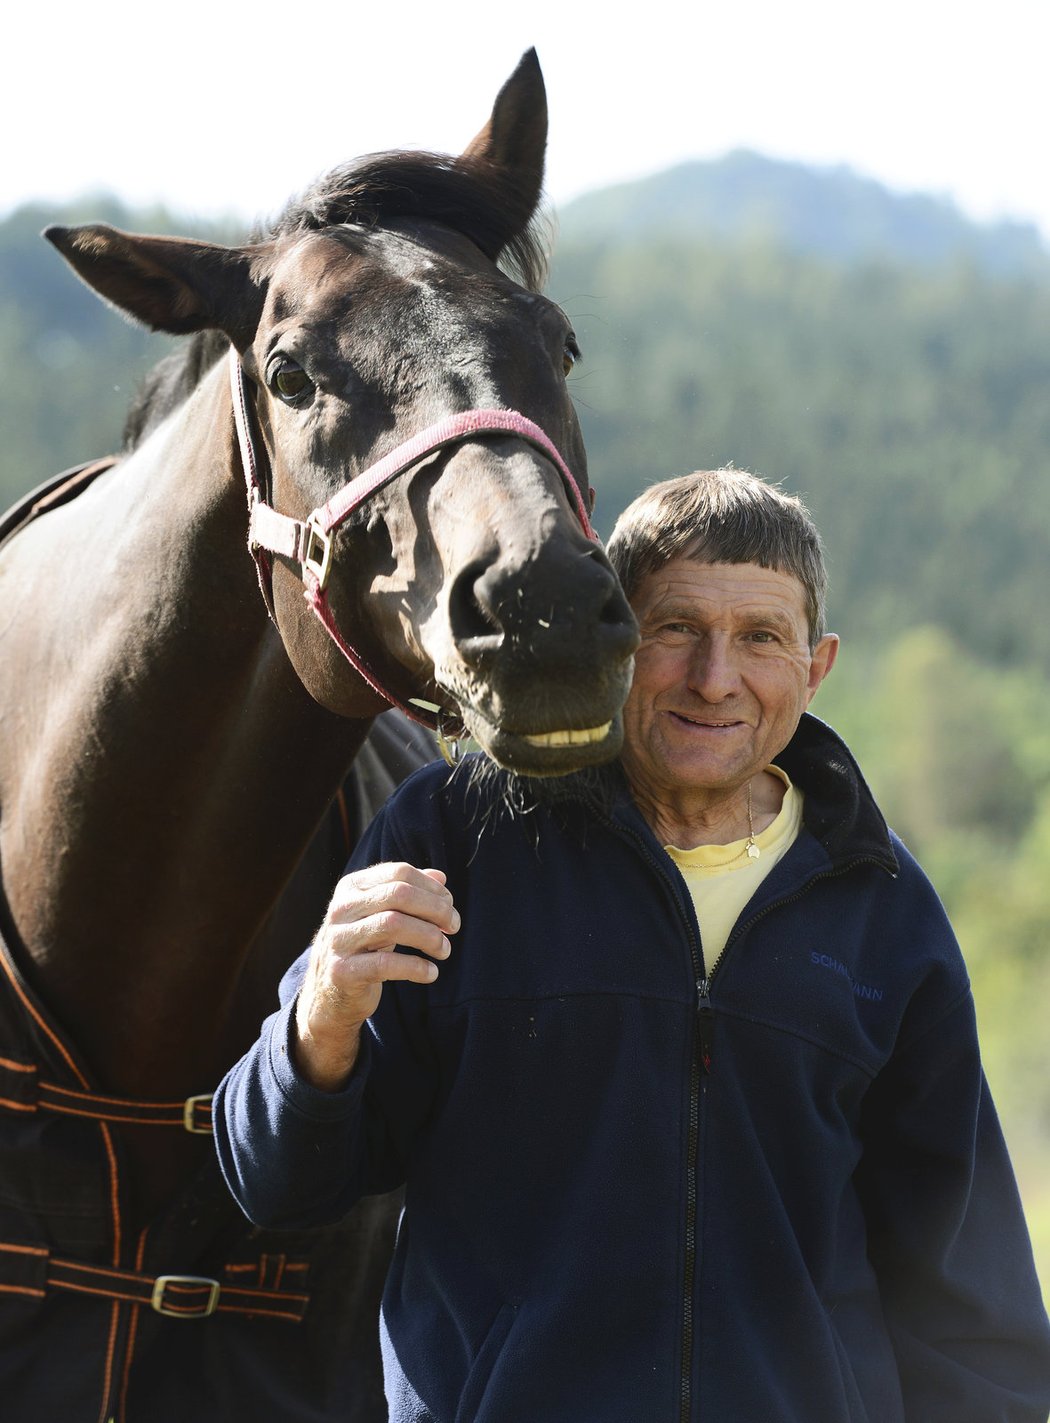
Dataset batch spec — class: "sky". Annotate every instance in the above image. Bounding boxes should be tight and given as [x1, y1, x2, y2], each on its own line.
[5, 0, 1049, 244]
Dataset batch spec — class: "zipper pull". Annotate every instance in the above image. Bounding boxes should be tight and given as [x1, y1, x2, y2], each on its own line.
[696, 979, 714, 1074]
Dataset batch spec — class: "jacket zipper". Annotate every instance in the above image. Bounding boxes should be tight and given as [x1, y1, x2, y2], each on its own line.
[607, 817, 887, 1423]
[689, 855, 890, 1421]
[600, 789, 890, 1421]
[696, 979, 715, 1074]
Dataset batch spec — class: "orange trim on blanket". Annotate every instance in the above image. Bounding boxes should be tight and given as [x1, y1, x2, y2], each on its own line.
[99, 1122, 121, 1265]
[43, 1082, 208, 1111]
[0, 1055, 34, 1072]
[220, 1284, 309, 1303]
[0, 939, 89, 1087]
[118, 1228, 149, 1423]
[34, 1102, 195, 1126]
[96, 1300, 121, 1423]
[58, 1259, 141, 1284]
[56, 1278, 143, 1306]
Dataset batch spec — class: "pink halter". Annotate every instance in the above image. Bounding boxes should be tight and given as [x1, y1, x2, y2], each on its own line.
[229, 348, 596, 731]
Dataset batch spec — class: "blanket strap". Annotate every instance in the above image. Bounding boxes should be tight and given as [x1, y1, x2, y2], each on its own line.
[0, 1240, 308, 1322]
[0, 1056, 212, 1133]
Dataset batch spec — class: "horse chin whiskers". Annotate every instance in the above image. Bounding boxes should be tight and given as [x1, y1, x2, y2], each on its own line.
[453, 744, 619, 855]
[457, 754, 549, 849]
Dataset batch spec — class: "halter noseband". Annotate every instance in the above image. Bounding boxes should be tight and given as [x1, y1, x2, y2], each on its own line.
[229, 348, 596, 740]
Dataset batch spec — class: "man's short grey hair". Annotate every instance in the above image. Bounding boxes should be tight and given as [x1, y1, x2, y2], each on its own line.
[606, 468, 829, 645]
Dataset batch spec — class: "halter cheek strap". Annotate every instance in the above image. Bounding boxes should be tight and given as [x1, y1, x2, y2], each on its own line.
[228, 348, 596, 732]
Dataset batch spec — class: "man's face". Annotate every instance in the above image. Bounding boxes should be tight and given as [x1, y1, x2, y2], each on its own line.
[620, 559, 838, 806]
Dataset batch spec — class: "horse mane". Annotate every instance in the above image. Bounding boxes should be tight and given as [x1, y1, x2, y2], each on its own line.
[123, 330, 228, 450]
[270, 149, 551, 293]
[123, 150, 551, 451]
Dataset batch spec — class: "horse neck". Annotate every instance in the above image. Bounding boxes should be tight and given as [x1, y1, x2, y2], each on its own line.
[0, 362, 377, 1098]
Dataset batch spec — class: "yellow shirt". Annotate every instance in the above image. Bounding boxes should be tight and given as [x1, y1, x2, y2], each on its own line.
[665, 767, 802, 976]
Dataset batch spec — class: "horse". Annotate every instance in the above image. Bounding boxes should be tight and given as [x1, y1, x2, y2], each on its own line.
[0, 51, 638, 1423]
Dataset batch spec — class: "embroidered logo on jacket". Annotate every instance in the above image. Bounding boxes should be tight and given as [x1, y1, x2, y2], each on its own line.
[810, 951, 884, 1003]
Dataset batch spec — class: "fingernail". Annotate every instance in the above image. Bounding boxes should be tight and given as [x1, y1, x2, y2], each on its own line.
[425, 962, 439, 981]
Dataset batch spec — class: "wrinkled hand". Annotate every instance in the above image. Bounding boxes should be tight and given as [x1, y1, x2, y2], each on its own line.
[293, 862, 459, 1091]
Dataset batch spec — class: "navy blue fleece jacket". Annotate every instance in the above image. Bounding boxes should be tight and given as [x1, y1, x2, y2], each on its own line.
[215, 716, 1050, 1422]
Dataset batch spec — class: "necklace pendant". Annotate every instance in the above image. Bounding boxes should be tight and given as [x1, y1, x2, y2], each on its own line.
[747, 842, 761, 859]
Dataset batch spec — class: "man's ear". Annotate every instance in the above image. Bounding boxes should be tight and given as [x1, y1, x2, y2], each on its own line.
[805, 633, 839, 704]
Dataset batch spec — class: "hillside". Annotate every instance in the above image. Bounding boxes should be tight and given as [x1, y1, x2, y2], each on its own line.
[558, 149, 1050, 277]
[548, 235, 1050, 670]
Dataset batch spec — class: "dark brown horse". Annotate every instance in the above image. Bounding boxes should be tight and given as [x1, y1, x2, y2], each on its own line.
[0, 52, 637, 1422]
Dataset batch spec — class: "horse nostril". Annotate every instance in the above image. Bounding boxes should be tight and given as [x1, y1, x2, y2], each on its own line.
[587, 555, 635, 628]
[448, 558, 504, 653]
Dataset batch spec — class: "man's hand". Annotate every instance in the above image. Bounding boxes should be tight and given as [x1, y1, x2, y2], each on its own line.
[293, 862, 459, 1091]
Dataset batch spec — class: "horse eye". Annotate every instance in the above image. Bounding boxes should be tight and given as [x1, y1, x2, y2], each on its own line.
[563, 337, 580, 377]
[268, 360, 313, 403]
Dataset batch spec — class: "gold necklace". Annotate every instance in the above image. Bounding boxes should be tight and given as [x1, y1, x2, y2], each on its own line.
[744, 780, 761, 859]
[723, 781, 761, 865]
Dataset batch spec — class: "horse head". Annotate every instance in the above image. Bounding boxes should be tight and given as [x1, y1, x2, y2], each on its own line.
[43, 51, 639, 776]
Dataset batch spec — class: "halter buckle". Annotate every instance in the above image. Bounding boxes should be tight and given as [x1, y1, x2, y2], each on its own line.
[301, 516, 333, 592]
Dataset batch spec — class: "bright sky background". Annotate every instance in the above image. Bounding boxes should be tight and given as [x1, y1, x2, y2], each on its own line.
[5, 0, 1048, 243]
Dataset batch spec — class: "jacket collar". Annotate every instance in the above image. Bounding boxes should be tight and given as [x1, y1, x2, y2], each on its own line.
[772, 714, 898, 873]
[558, 713, 897, 877]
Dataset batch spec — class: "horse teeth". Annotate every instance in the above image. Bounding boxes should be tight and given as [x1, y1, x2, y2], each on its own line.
[523, 722, 612, 749]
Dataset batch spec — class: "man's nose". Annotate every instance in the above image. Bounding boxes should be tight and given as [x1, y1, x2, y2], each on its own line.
[686, 636, 741, 701]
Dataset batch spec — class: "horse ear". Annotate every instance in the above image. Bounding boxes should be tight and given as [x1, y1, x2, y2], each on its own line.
[43, 225, 265, 344]
[460, 48, 547, 226]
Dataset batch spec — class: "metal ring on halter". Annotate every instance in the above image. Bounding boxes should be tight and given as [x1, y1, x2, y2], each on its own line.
[408, 698, 466, 765]
[436, 709, 465, 768]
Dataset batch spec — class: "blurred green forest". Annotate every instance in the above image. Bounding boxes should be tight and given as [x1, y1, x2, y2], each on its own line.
[1, 159, 1048, 1289]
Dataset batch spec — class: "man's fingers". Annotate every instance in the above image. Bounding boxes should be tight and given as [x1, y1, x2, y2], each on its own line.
[329, 908, 453, 963]
[326, 863, 460, 939]
[337, 860, 448, 898]
[320, 947, 441, 999]
[294, 863, 456, 1090]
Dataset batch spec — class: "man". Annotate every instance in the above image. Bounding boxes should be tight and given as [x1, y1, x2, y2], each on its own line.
[216, 469, 1050, 1421]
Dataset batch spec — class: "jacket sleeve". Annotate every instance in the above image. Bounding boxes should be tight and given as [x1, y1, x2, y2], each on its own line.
[213, 794, 442, 1229]
[856, 981, 1050, 1421]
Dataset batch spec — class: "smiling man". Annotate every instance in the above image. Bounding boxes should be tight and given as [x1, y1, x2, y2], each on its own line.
[216, 469, 1050, 1422]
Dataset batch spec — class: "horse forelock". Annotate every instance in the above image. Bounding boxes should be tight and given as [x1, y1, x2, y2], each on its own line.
[268, 150, 551, 293]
